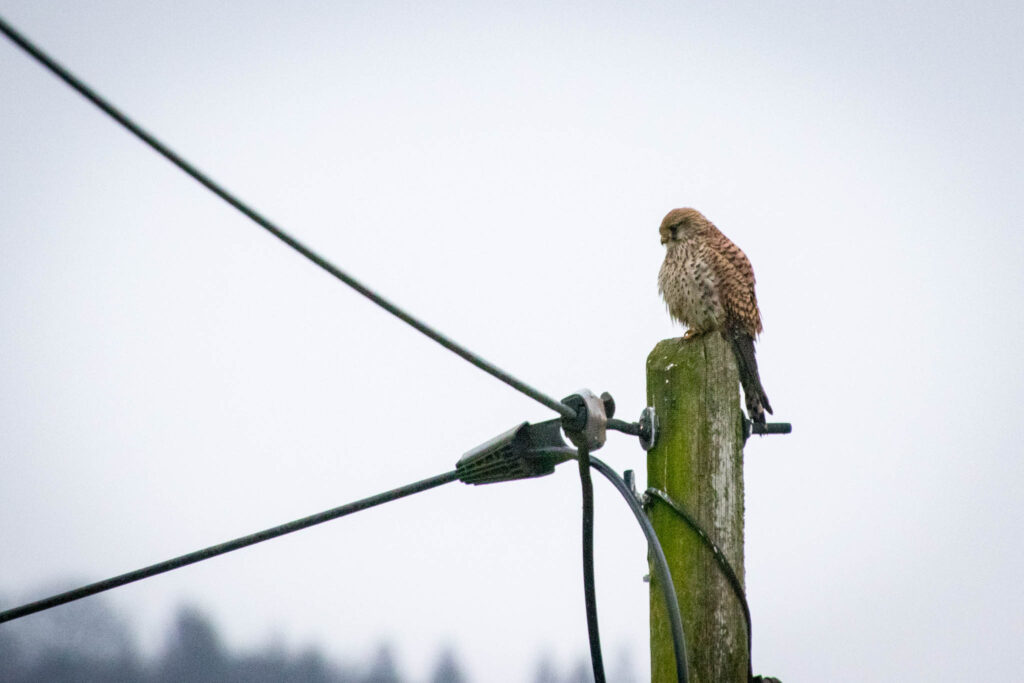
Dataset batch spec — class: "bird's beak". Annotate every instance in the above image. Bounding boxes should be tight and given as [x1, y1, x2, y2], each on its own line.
[660, 236, 667, 245]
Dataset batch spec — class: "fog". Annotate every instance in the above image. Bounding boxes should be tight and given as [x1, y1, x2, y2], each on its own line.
[1, 587, 630, 682]
[2, 2, 1021, 681]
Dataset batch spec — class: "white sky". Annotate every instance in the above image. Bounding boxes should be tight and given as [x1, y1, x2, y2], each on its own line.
[1, 2, 1022, 681]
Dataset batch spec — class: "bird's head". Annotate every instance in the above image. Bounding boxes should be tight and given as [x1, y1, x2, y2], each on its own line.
[659, 207, 709, 245]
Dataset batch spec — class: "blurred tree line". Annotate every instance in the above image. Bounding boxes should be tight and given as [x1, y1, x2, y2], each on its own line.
[0, 590, 637, 682]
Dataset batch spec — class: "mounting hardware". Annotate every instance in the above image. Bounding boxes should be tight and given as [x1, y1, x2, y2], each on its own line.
[623, 469, 643, 504]
[599, 391, 616, 419]
[456, 418, 576, 485]
[624, 469, 636, 496]
[638, 406, 658, 451]
[560, 389, 607, 451]
[741, 416, 793, 443]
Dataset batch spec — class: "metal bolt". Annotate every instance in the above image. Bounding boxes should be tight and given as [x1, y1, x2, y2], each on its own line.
[600, 391, 616, 419]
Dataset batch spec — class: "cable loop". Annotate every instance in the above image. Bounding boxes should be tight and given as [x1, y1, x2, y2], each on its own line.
[588, 459, 689, 683]
[644, 487, 754, 683]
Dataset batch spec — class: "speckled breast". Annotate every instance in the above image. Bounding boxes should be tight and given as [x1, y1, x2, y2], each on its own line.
[658, 241, 724, 332]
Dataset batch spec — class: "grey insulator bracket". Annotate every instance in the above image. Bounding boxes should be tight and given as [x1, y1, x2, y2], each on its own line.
[560, 388, 608, 452]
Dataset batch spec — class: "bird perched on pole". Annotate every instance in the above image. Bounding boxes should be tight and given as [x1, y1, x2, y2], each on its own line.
[657, 208, 773, 423]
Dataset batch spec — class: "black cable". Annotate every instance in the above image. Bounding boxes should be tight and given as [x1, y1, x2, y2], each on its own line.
[587, 457, 689, 683]
[0, 14, 576, 423]
[576, 445, 605, 683]
[0, 469, 460, 625]
[645, 487, 753, 683]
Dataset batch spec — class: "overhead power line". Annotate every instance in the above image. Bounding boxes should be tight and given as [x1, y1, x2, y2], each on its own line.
[0, 410, 682, 683]
[0, 470, 460, 625]
[0, 14, 575, 423]
[0, 17, 679, 682]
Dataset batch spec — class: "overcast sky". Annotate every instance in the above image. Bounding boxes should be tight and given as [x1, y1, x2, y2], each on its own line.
[1, 2, 1022, 681]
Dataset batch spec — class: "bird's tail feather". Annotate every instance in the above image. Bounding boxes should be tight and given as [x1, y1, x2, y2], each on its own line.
[729, 330, 773, 424]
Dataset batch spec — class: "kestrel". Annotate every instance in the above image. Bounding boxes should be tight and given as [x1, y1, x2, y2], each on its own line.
[658, 208, 773, 423]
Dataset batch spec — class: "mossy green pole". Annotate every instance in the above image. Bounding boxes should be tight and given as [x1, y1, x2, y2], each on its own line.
[647, 334, 747, 683]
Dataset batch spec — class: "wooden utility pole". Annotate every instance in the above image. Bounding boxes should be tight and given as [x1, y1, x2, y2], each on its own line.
[647, 333, 748, 683]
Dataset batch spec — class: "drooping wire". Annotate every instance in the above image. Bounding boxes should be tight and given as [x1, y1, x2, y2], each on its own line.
[576, 444, 605, 683]
[645, 487, 754, 682]
[0, 22, 692, 679]
[587, 457, 689, 683]
[0, 470, 460, 625]
[0, 14, 576, 423]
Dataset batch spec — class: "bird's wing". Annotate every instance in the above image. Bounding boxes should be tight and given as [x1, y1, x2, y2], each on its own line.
[709, 233, 762, 336]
